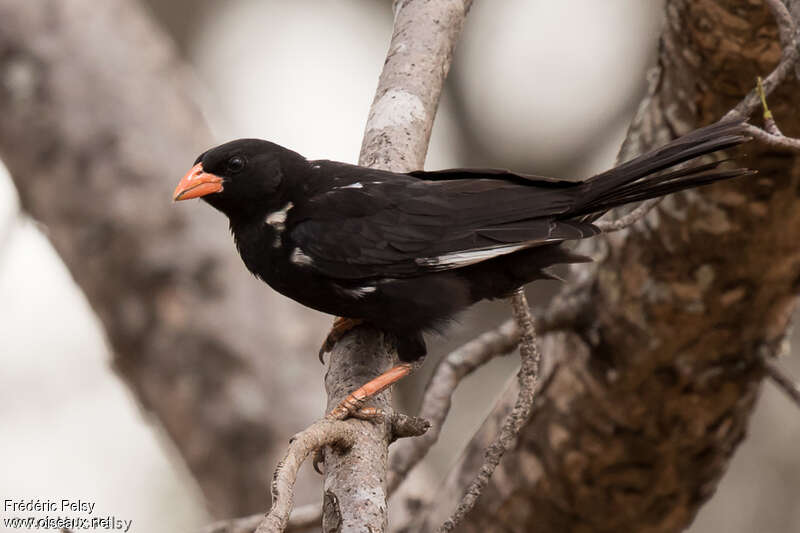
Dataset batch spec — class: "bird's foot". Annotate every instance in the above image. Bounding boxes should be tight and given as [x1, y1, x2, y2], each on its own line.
[326, 363, 413, 420]
[316, 363, 417, 473]
[318, 317, 365, 363]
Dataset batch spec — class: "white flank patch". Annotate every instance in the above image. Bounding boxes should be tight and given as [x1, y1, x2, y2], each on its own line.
[335, 284, 376, 299]
[367, 88, 425, 132]
[290, 247, 314, 267]
[339, 182, 363, 189]
[265, 201, 294, 228]
[416, 243, 532, 269]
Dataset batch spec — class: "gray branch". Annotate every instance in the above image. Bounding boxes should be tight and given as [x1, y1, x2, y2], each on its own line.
[387, 320, 520, 495]
[321, 1, 473, 531]
[435, 289, 544, 532]
[257, 420, 358, 533]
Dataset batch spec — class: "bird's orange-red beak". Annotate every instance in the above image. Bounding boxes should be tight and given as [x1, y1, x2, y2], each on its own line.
[173, 163, 224, 201]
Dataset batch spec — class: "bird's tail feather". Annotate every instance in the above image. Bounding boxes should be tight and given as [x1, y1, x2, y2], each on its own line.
[571, 118, 752, 219]
[580, 165, 754, 216]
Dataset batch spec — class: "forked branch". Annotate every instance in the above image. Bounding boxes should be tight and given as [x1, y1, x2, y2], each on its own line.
[255, 420, 357, 533]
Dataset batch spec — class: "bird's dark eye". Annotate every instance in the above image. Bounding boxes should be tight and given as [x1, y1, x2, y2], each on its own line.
[227, 156, 246, 173]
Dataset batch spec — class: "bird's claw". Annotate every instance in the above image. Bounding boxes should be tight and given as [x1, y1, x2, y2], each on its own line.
[318, 317, 364, 364]
[325, 362, 413, 420]
[326, 405, 385, 421]
[313, 449, 325, 474]
[318, 345, 328, 365]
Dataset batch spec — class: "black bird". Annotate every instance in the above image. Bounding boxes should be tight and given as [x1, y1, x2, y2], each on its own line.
[173, 119, 752, 419]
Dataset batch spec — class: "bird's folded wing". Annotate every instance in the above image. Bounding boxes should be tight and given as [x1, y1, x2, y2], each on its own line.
[288, 176, 598, 280]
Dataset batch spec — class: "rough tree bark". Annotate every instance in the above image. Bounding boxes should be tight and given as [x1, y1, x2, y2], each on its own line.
[418, 1, 800, 531]
[0, 0, 329, 518]
[321, 1, 473, 530]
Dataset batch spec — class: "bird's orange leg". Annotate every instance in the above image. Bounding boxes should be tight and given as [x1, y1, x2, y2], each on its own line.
[319, 317, 364, 363]
[327, 362, 414, 420]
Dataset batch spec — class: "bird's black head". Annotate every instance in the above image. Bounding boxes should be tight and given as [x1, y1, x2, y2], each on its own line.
[173, 138, 300, 219]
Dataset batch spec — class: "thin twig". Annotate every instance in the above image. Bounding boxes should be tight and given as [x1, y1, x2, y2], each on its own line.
[595, 198, 663, 232]
[390, 412, 433, 441]
[387, 319, 519, 494]
[200, 503, 322, 533]
[387, 287, 591, 495]
[764, 358, 800, 407]
[744, 123, 800, 150]
[738, 76, 800, 150]
[437, 288, 543, 532]
[252, 419, 357, 533]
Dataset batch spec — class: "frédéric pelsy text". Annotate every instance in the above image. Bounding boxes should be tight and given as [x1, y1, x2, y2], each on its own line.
[5, 499, 97, 514]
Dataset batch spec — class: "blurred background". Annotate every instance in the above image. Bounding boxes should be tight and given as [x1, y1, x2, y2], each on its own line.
[1, 1, 798, 531]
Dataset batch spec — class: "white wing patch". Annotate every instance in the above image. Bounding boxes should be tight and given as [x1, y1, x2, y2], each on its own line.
[334, 284, 377, 299]
[336, 181, 383, 190]
[415, 239, 561, 270]
[290, 247, 314, 267]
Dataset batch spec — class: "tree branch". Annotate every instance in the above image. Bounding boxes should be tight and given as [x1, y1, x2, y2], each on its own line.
[200, 504, 321, 533]
[319, 1, 473, 530]
[255, 420, 358, 533]
[595, 198, 663, 232]
[204, 412, 430, 533]
[435, 289, 544, 532]
[387, 320, 519, 495]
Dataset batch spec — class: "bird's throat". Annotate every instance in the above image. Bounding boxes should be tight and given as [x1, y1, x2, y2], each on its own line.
[230, 216, 285, 282]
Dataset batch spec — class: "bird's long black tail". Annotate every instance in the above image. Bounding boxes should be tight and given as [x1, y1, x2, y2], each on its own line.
[570, 118, 753, 219]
